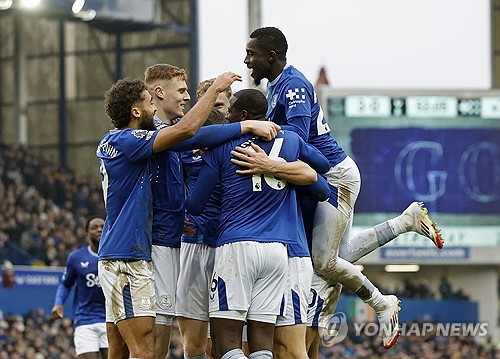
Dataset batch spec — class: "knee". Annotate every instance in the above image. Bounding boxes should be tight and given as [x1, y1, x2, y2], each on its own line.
[313, 253, 338, 276]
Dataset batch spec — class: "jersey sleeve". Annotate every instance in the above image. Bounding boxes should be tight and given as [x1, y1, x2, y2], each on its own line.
[120, 129, 158, 161]
[169, 123, 241, 151]
[279, 118, 310, 141]
[55, 253, 76, 305]
[296, 134, 330, 174]
[280, 76, 314, 140]
[185, 150, 220, 215]
[304, 174, 330, 202]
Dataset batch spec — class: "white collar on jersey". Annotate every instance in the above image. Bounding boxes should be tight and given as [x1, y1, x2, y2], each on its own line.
[269, 64, 291, 86]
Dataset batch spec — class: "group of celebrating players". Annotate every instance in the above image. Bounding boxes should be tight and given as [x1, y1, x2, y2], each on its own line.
[53, 26, 444, 359]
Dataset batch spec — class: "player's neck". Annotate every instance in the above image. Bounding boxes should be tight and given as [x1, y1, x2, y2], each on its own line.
[268, 62, 286, 83]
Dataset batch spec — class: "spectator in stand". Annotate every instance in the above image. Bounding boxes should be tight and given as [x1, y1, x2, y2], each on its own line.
[439, 276, 454, 299]
[0, 142, 105, 266]
[1, 261, 15, 288]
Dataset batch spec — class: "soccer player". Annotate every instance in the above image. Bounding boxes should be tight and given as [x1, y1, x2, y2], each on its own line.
[197, 78, 232, 117]
[185, 98, 329, 359]
[176, 108, 227, 359]
[51, 216, 108, 359]
[244, 26, 444, 350]
[97, 73, 253, 359]
[228, 89, 330, 359]
[143, 64, 281, 359]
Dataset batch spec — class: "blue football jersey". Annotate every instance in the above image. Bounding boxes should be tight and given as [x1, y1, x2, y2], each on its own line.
[150, 118, 242, 248]
[58, 246, 106, 327]
[96, 128, 158, 261]
[181, 150, 220, 247]
[187, 130, 325, 251]
[150, 118, 185, 248]
[266, 65, 347, 167]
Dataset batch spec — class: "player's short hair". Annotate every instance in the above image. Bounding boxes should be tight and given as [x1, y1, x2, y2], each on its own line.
[196, 78, 232, 100]
[249, 27, 288, 61]
[232, 89, 267, 120]
[104, 78, 147, 128]
[144, 64, 188, 89]
[85, 216, 103, 232]
[205, 108, 228, 126]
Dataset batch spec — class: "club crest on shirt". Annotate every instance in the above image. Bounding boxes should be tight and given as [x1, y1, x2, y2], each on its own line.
[132, 129, 155, 140]
[271, 93, 279, 109]
[80, 261, 89, 268]
[285, 87, 306, 109]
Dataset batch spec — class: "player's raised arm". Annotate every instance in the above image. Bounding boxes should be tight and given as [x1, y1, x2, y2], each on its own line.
[153, 72, 242, 153]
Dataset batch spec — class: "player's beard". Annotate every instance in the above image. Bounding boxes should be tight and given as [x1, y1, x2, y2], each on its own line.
[139, 111, 156, 131]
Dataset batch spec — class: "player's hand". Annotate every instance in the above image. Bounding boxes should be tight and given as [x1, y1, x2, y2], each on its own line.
[241, 120, 280, 141]
[50, 304, 64, 319]
[192, 148, 207, 156]
[183, 216, 197, 236]
[212, 72, 242, 92]
[231, 142, 272, 175]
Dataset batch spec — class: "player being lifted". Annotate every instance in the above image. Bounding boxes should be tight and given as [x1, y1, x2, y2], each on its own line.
[242, 26, 444, 351]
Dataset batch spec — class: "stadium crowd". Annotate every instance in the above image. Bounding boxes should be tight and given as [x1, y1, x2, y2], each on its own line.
[0, 142, 104, 266]
[0, 310, 497, 359]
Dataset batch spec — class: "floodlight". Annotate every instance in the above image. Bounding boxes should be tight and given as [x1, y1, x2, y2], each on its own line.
[384, 264, 420, 273]
[0, 0, 13, 10]
[72, 0, 85, 14]
[20, 0, 41, 9]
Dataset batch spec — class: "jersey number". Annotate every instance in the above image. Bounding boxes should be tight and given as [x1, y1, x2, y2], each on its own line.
[316, 106, 331, 136]
[99, 159, 109, 207]
[252, 138, 287, 192]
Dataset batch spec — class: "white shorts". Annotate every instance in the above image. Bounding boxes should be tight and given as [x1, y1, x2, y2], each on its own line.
[176, 242, 215, 321]
[312, 156, 360, 272]
[152, 245, 180, 319]
[74, 322, 108, 355]
[307, 273, 341, 329]
[276, 256, 313, 327]
[209, 241, 288, 324]
[98, 260, 156, 324]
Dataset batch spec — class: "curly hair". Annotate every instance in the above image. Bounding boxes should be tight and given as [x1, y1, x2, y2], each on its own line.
[144, 63, 188, 89]
[196, 78, 232, 100]
[249, 27, 288, 61]
[104, 78, 147, 128]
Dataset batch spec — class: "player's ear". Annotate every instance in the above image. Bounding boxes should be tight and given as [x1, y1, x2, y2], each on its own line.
[269, 50, 277, 61]
[154, 86, 164, 99]
[131, 106, 141, 119]
[241, 110, 249, 121]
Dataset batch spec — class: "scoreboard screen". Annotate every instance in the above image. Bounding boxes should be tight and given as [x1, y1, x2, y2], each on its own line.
[320, 89, 500, 222]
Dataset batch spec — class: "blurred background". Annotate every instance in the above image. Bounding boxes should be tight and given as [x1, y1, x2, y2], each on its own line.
[0, 0, 499, 358]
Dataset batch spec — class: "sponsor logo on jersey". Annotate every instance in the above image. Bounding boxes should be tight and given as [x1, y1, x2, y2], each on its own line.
[285, 87, 306, 109]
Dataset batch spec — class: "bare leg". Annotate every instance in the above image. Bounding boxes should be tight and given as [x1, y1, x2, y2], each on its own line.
[273, 324, 307, 359]
[178, 316, 209, 357]
[105, 322, 129, 359]
[115, 316, 155, 359]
